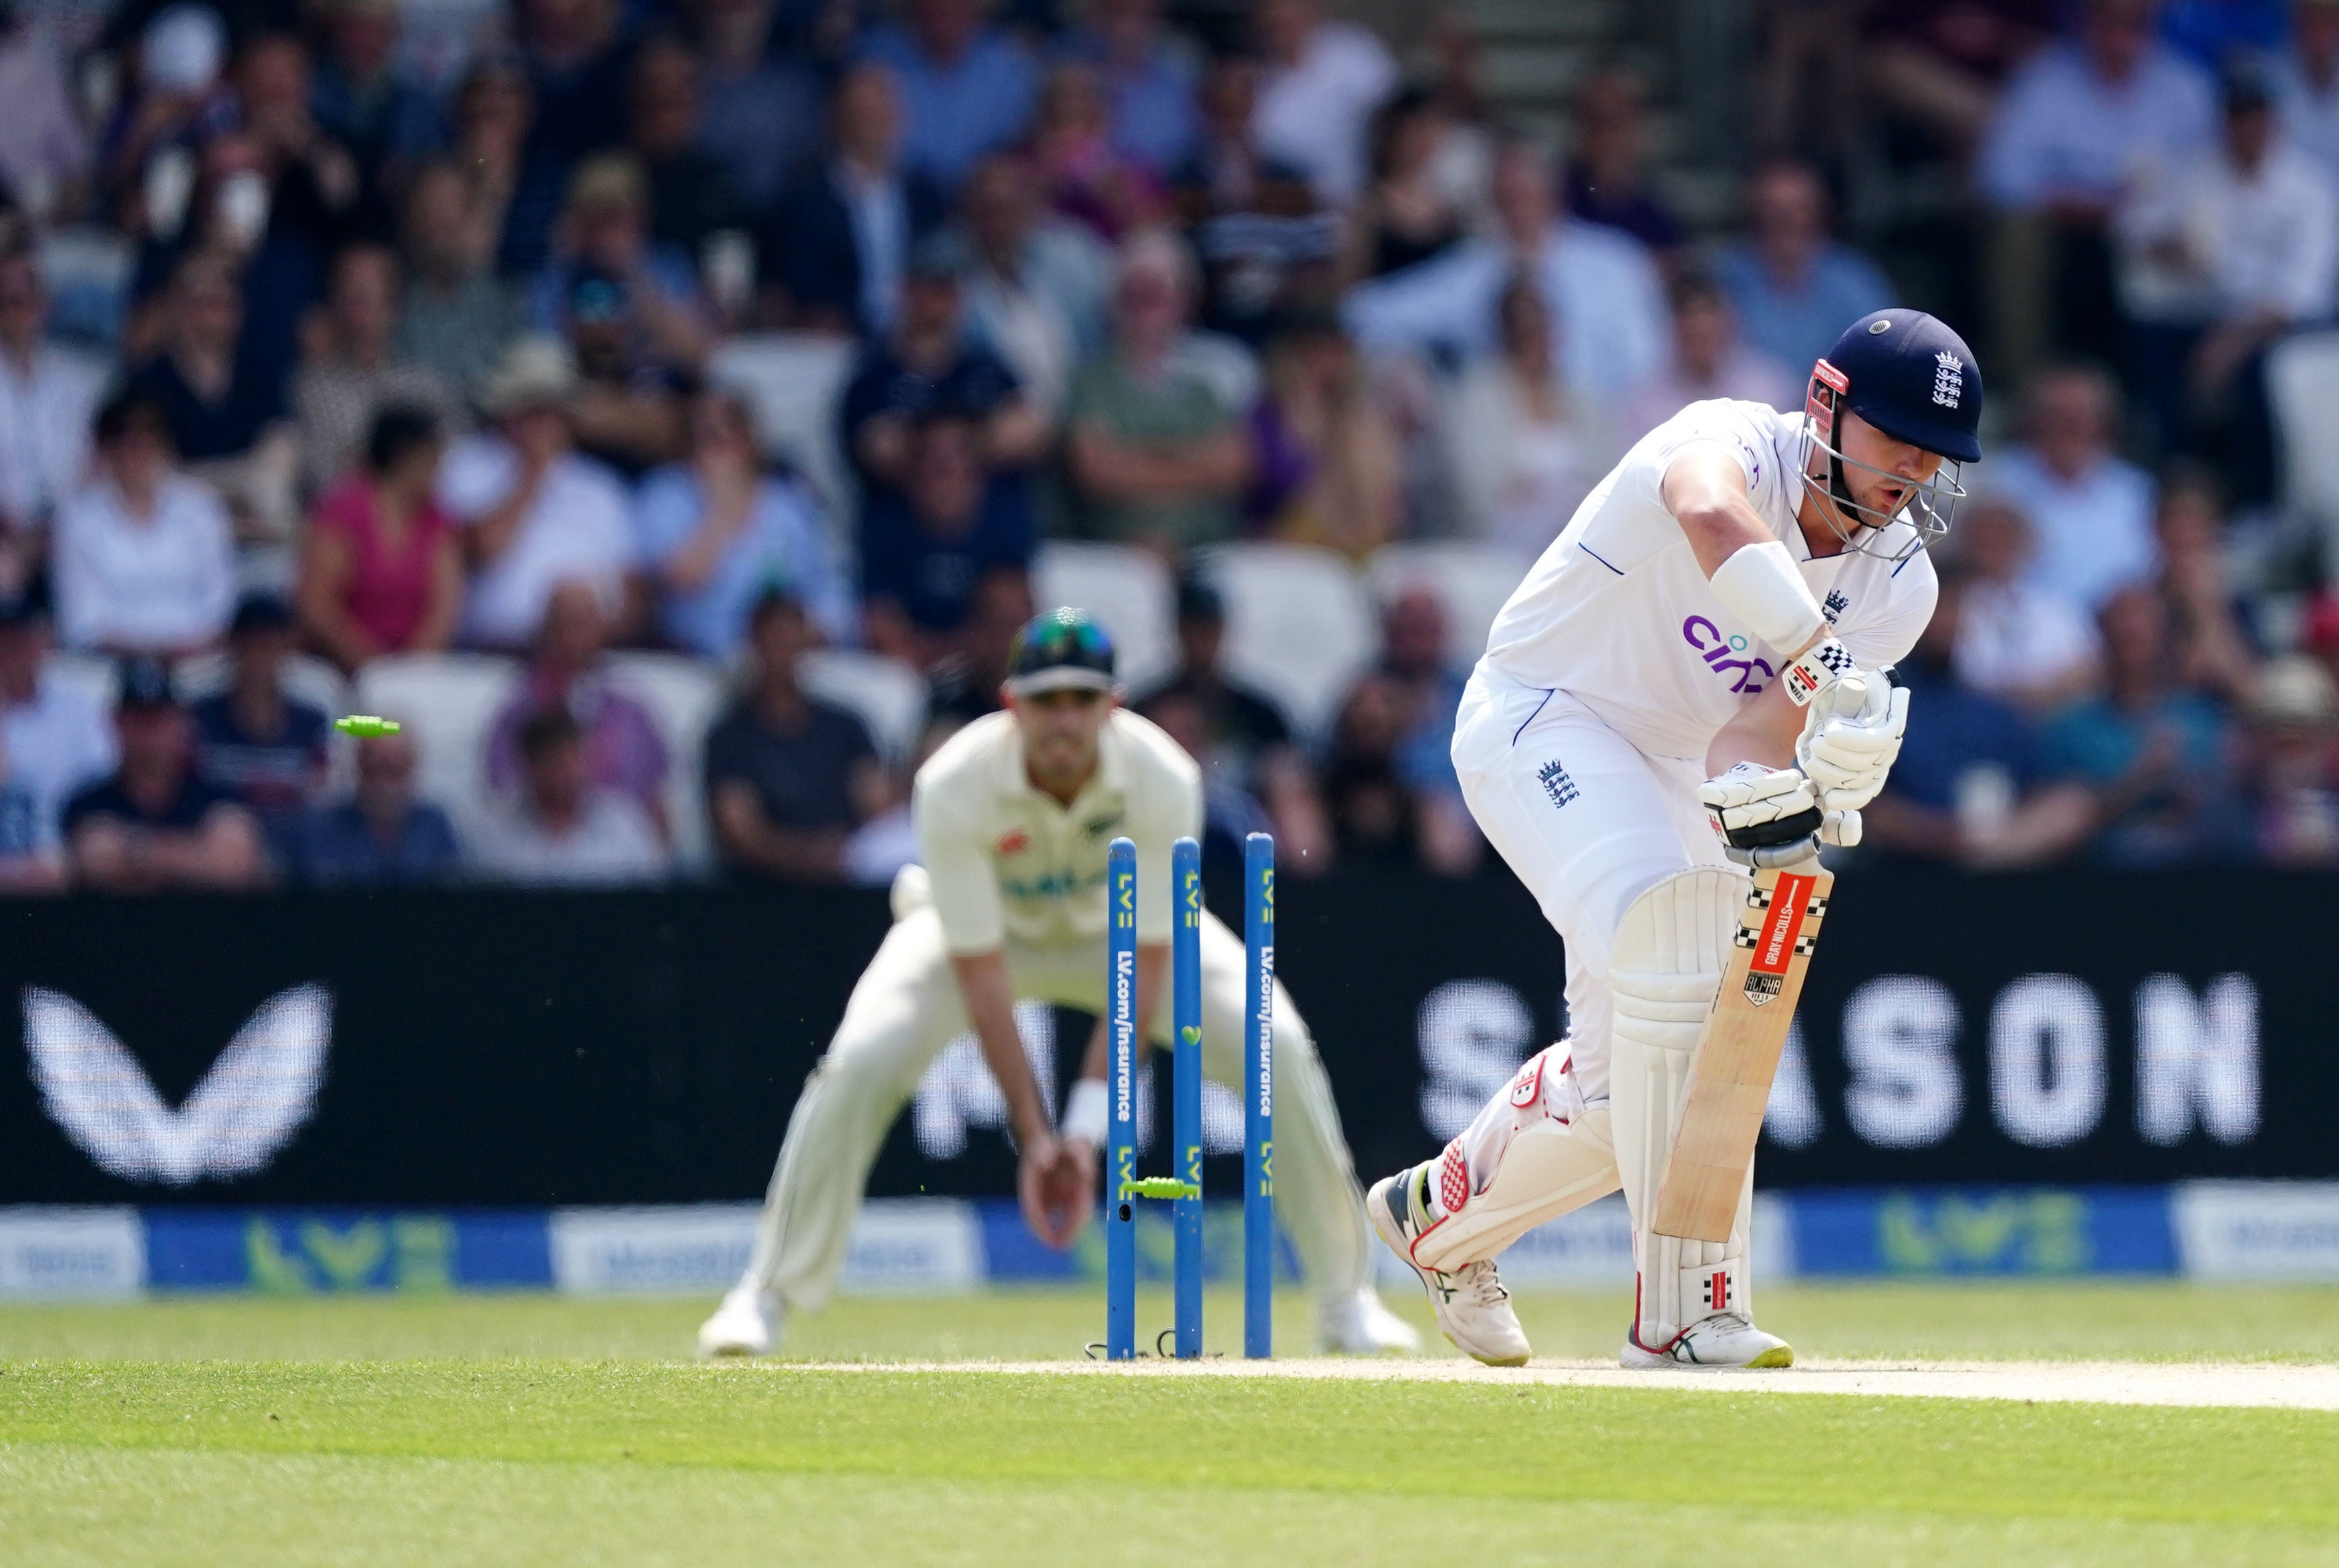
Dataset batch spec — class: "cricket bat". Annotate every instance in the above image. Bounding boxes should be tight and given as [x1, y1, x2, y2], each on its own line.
[1650, 854, 1832, 1243]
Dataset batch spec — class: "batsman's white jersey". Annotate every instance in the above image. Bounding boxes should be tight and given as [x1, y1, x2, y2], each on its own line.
[741, 708, 1373, 1313]
[1423, 399, 1939, 1352]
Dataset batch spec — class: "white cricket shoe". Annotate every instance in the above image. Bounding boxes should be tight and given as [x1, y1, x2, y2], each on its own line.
[696, 1276, 781, 1358]
[1368, 1165, 1531, 1368]
[1620, 1312, 1792, 1370]
[1320, 1287, 1423, 1355]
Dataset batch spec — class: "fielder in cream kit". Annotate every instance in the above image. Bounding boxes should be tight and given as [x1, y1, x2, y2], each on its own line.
[1371, 307, 1984, 1368]
[700, 610, 1416, 1356]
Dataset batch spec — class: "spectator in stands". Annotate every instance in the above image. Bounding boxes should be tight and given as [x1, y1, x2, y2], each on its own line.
[925, 568, 1034, 724]
[127, 249, 297, 546]
[1855, 0, 2054, 163]
[1621, 271, 1798, 442]
[1863, 569, 2097, 869]
[504, 0, 640, 278]
[861, 409, 1034, 666]
[1564, 63, 1685, 263]
[397, 158, 527, 398]
[1165, 53, 1334, 347]
[1065, 228, 1249, 554]
[861, 0, 1041, 194]
[64, 655, 265, 891]
[2226, 656, 2339, 865]
[1132, 575, 1329, 869]
[638, 387, 855, 659]
[1345, 137, 1669, 402]
[1977, 0, 2217, 373]
[1057, 0, 1198, 179]
[191, 593, 331, 820]
[485, 579, 671, 840]
[450, 54, 534, 284]
[309, 0, 443, 206]
[297, 402, 463, 672]
[0, 726, 61, 889]
[1951, 495, 2102, 712]
[104, 6, 231, 224]
[283, 726, 463, 884]
[1343, 88, 1465, 285]
[1026, 61, 1163, 245]
[2116, 63, 2335, 500]
[2151, 466, 2259, 704]
[53, 391, 237, 657]
[1713, 160, 1897, 375]
[533, 153, 709, 474]
[959, 150, 1112, 418]
[840, 232, 1045, 508]
[704, 587, 887, 883]
[0, 595, 116, 862]
[472, 705, 668, 884]
[1245, 307, 1403, 559]
[2274, 0, 2339, 178]
[1250, 0, 1397, 207]
[1983, 362, 2158, 609]
[687, 0, 825, 214]
[1376, 585, 1480, 877]
[1319, 671, 1433, 872]
[762, 61, 947, 337]
[292, 242, 455, 496]
[0, 5, 88, 225]
[439, 335, 637, 650]
[1446, 276, 1617, 555]
[2044, 583, 2233, 865]
[0, 235, 103, 600]
[210, 33, 367, 399]
[627, 37, 746, 259]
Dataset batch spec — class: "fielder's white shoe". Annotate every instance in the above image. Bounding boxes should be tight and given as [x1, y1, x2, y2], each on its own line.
[1619, 1312, 1792, 1370]
[696, 1276, 781, 1358]
[1369, 1164, 1531, 1367]
[1319, 1287, 1423, 1355]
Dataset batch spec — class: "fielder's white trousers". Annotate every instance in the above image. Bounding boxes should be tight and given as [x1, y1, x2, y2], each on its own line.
[745, 891, 1372, 1312]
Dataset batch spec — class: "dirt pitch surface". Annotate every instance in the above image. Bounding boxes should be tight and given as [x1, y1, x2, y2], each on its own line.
[789, 1354, 2339, 1410]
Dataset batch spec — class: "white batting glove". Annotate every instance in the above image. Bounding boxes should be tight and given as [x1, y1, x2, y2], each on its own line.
[1796, 673, 1910, 812]
[1699, 761, 1818, 848]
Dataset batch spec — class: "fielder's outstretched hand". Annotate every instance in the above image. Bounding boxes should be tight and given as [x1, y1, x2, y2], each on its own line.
[1019, 1131, 1097, 1250]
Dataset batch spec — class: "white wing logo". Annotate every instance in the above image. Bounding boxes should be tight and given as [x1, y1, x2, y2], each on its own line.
[23, 984, 332, 1185]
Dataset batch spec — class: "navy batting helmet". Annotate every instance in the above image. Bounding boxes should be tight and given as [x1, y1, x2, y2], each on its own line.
[1823, 308, 1982, 464]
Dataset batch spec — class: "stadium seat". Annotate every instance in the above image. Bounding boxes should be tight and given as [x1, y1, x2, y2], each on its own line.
[605, 653, 732, 873]
[1369, 542, 1534, 669]
[1194, 542, 1379, 740]
[353, 653, 519, 845]
[2266, 331, 2339, 563]
[706, 333, 860, 523]
[1032, 541, 1177, 693]
[797, 648, 930, 764]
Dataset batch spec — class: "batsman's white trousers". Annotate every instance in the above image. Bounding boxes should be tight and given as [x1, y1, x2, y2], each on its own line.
[1452, 670, 1733, 1106]
[1429, 669, 1762, 1345]
[744, 887, 1373, 1312]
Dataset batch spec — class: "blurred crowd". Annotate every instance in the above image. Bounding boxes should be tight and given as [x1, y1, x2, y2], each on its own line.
[0, 0, 2334, 895]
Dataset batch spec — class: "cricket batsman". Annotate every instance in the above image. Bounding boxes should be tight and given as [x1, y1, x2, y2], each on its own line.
[700, 609, 1418, 1356]
[1370, 309, 1982, 1369]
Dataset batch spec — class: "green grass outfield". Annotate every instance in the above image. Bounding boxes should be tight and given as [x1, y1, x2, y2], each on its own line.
[5, 1283, 2338, 1567]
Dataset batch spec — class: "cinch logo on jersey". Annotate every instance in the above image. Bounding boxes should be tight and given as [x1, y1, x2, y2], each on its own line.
[1681, 616, 1774, 694]
[996, 830, 1029, 856]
